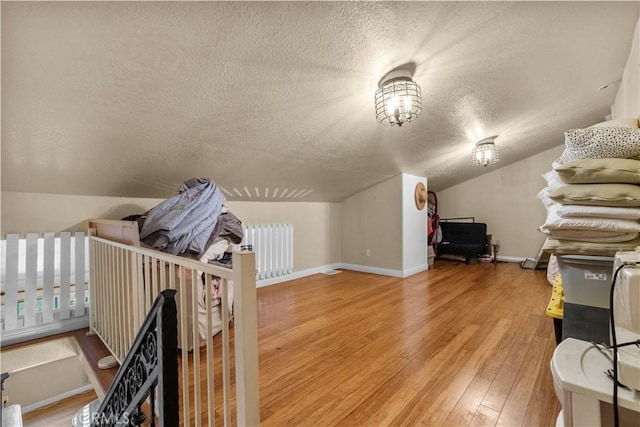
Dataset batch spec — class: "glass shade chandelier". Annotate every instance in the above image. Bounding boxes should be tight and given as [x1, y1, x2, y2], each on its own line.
[375, 69, 422, 127]
[472, 136, 500, 167]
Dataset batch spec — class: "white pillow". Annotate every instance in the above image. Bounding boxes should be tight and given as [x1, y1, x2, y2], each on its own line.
[542, 170, 566, 190]
[538, 229, 639, 243]
[538, 188, 640, 220]
[552, 204, 640, 220]
[540, 210, 640, 233]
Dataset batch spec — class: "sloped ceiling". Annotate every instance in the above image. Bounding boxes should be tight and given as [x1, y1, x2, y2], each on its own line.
[2, 1, 638, 202]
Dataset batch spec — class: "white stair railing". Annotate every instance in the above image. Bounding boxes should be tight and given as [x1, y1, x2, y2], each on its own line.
[89, 231, 259, 426]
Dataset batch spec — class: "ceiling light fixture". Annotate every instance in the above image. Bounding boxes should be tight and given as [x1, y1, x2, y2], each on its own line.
[472, 135, 500, 167]
[375, 68, 422, 127]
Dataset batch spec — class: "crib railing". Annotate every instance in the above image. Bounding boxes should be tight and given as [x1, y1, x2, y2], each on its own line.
[89, 234, 259, 426]
[1, 232, 89, 346]
[242, 224, 293, 280]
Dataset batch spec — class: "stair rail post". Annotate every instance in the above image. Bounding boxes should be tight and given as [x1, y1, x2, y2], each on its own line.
[232, 250, 260, 426]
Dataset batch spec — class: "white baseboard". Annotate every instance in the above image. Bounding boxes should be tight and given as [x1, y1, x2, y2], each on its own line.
[496, 255, 526, 263]
[338, 263, 404, 278]
[21, 383, 94, 414]
[402, 263, 428, 277]
[256, 263, 343, 287]
[255, 256, 519, 288]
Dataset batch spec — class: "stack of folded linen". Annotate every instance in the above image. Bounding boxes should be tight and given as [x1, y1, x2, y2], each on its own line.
[538, 118, 640, 256]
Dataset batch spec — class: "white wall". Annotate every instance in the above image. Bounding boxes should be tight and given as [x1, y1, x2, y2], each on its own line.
[437, 145, 564, 260]
[402, 173, 428, 274]
[612, 17, 640, 119]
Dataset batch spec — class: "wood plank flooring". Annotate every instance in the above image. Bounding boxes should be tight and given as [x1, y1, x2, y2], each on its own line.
[20, 260, 561, 426]
[255, 261, 560, 426]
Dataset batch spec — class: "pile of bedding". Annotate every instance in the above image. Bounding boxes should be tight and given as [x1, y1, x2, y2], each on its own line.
[538, 118, 640, 256]
[133, 177, 244, 340]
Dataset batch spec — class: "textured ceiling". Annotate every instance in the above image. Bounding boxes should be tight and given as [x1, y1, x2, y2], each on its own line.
[2, 1, 639, 202]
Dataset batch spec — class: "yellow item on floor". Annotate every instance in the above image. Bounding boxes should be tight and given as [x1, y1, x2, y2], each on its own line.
[546, 274, 564, 319]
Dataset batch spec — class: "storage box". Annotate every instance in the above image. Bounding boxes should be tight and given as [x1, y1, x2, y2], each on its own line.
[556, 255, 614, 309]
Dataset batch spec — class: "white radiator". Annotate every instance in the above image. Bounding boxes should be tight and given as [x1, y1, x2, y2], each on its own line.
[1, 232, 89, 345]
[242, 224, 293, 280]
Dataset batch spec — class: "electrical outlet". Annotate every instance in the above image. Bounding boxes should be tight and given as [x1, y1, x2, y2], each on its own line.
[2, 395, 9, 407]
[365, 249, 371, 257]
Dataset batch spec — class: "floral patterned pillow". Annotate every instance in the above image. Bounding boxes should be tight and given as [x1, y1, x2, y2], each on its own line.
[555, 127, 640, 165]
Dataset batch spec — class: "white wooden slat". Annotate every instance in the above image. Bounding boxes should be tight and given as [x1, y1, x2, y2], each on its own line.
[117, 247, 126, 358]
[144, 255, 152, 314]
[283, 225, 288, 274]
[240, 223, 294, 279]
[288, 225, 294, 274]
[192, 269, 201, 427]
[136, 253, 145, 343]
[221, 277, 231, 427]
[59, 232, 72, 320]
[110, 245, 117, 356]
[4, 234, 20, 331]
[264, 224, 270, 278]
[272, 225, 277, 276]
[272, 224, 277, 277]
[88, 237, 96, 335]
[106, 245, 113, 354]
[205, 272, 216, 427]
[74, 232, 86, 316]
[42, 233, 56, 323]
[253, 226, 264, 279]
[179, 266, 190, 426]
[278, 224, 284, 276]
[261, 225, 267, 278]
[131, 252, 141, 344]
[267, 224, 276, 277]
[126, 248, 133, 352]
[254, 226, 260, 280]
[248, 225, 256, 278]
[24, 233, 38, 327]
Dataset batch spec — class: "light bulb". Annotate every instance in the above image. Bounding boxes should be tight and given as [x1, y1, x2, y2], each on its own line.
[387, 96, 398, 116]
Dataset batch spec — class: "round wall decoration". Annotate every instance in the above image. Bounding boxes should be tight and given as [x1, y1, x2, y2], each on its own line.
[414, 182, 427, 210]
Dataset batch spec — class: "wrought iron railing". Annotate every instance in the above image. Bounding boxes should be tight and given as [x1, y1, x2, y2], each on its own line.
[91, 289, 179, 426]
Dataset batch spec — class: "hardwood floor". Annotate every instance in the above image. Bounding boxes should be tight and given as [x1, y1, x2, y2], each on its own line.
[19, 260, 561, 426]
[256, 261, 560, 426]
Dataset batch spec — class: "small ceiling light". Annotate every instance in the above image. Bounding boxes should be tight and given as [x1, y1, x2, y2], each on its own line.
[472, 135, 500, 167]
[375, 68, 422, 127]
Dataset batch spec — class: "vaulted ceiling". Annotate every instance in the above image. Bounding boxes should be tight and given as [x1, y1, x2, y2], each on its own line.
[2, 1, 638, 202]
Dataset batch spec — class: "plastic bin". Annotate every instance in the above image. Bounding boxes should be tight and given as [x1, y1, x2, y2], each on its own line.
[556, 255, 614, 309]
